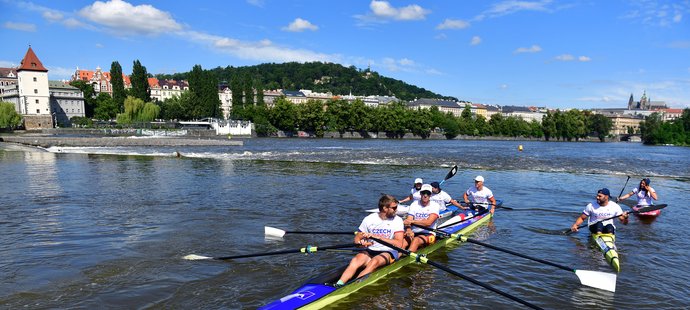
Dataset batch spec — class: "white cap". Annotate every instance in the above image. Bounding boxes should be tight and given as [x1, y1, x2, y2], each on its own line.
[414, 178, 423, 184]
[474, 175, 485, 182]
[420, 184, 433, 193]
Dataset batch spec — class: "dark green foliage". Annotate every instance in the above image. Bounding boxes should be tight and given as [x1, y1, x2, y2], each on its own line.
[156, 62, 451, 102]
[70, 116, 93, 127]
[0, 101, 23, 129]
[640, 109, 690, 146]
[110, 61, 126, 112]
[130, 60, 151, 102]
[93, 92, 119, 120]
[68, 80, 96, 118]
[589, 114, 613, 142]
[188, 65, 222, 119]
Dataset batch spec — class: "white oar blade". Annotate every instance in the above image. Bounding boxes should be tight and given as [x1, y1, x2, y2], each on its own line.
[265, 226, 286, 238]
[575, 270, 617, 292]
[183, 254, 213, 260]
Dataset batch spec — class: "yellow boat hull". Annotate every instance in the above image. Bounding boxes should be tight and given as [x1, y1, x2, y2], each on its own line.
[592, 233, 620, 272]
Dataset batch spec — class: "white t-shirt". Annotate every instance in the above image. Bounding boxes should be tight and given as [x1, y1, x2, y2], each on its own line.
[407, 200, 441, 233]
[582, 200, 624, 227]
[431, 190, 452, 210]
[358, 213, 404, 252]
[632, 187, 656, 206]
[409, 188, 421, 201]
[465, 186, 494, 205]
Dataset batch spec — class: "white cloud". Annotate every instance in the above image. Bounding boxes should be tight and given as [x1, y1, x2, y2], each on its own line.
[4, 21, 36, 32]
[436, 19, 470, 30]
[181, 30, 337, 63]
[435, 33, 448, 40]
[470, 36, 482, 46]
[668, 40, 690, 48]
[0, 60, 18, 67]
[356, 0, 431, 24]
[282, 18, 319, 32]
[95, 43, 104, 48]
[475, 0, 553, 21]
[578, 56, 591, 62]
[555, 54, 574, 61]
[78, 0, 183, 36]
[47, 66, 77, 80]
[246, 0, 264, 7]
[63, 18, 87, 29]
[42, 11, 63, 21]
[673, 13, 682, 22]
[500, 84, 509, 89]
[399, 58, 414, 66]
[514, 45, 542, 53]
[621, 1, 689, 27]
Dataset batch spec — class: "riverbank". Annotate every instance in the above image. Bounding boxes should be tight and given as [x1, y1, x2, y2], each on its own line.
[0, 134, 243, 148]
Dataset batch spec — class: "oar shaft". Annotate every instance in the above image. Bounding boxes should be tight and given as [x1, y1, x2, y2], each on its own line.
[426, 260, 543, 310]
[464, 238, 574, 273]
[285, 231, 355, 235]
[371, 237, 542, 310]
[215, 243, 354, 260]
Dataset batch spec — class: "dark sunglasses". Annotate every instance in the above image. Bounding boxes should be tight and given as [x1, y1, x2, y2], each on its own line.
[386, 204, 398, 210]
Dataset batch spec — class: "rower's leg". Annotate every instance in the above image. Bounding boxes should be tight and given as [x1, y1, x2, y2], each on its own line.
[357, 253, 391, 279]
[337, 252, 371, 284]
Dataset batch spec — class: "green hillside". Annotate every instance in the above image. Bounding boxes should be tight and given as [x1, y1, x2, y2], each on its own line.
[156, 62, 456, 102]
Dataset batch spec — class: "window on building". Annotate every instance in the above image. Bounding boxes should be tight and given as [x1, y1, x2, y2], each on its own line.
[35, 99, 39, 104]
[33, 77, 37, 82]
[34, 89, 38, 94]
[36, 109, 40, 113]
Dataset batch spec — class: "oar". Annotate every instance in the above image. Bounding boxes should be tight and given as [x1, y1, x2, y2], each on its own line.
[411, 224, 617, 292]
[370, 237, 543, 310]
[183, 243, 356, 261]
[265, 226, 356, 238]
[437, 207, 491, 228]
[565, 204, 667, 235]
[616, 175, 631, 200]
[438, 164, 458, 186]
[461, 201, 513, 210]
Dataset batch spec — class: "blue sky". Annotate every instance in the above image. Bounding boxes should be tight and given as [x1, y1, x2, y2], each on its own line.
[1, 0, 689, 109]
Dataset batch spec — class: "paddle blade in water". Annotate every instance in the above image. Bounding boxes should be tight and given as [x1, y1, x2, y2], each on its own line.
[575, 270, 617, 292]
[264, 226, 286, 238]
[521, 225, 569, 235]
[183, 254, 212, 260]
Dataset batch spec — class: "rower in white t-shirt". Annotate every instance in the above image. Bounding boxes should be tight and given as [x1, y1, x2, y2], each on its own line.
[403, 184, 441, 252]
[399, 177, 423, 204]
[463, 175, 498, 215]
[430, 181, 467, 211]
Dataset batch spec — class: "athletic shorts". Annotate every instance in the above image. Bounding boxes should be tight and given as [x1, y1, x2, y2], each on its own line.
[365, 249, 399, 264]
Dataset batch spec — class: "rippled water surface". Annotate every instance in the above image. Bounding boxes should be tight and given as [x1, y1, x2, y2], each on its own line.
[1, 139, 689, 309]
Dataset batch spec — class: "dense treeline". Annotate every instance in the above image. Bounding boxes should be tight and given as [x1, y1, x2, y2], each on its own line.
[230, 98, 613, 141]
[640, 109, 690, 145]
[156, 62, 454, 102]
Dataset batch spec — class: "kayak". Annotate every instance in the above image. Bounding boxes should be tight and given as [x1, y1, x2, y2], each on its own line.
[592, 233, 620, 272]
[632, 205, 661, 218]
[261, 207, 493, 309]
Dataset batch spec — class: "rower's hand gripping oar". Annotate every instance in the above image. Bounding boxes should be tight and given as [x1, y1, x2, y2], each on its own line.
[183, 243, 356, 261]
[370, 237, 543, 310]
[565, 204, 667, 235]
[265, 226, 356, 238]
[411, 223, 617, 292]
[460, 201, 513, 210]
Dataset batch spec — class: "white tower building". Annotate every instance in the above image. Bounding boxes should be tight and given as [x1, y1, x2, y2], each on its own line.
[17, 46, 50, 116]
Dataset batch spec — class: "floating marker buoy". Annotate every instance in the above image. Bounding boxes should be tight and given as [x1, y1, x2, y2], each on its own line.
[518, 145, 523, 152]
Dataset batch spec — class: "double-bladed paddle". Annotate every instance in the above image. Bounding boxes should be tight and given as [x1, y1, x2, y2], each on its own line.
[411, 223, 617, 292]
[183, 243, 356, 261]
[370, 237, 543, 310]
[565, 204, 667, 235]
[438, 165, 458, 186]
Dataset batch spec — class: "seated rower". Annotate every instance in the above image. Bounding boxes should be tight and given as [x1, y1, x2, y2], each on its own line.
[334, 195, 404, 287]
[463, 175, 497, 215]
[618, 178, 657, 207]
[403, 184, 441, 252]
[430, 181, 467, 211]
[399, 178, 423, 203]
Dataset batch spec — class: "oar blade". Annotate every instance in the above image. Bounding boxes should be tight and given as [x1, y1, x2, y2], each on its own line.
[265, 226, 287, 238]
[445, 165, 458, 181]
[183, 254, 213, 260]
[575, 270, 617, 292]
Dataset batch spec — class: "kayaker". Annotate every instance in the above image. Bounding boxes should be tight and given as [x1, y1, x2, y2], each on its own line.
[430, 181, 467, 211]
[617, 178, 658, 207]
[571, 188, 629, 234]
[399, 178, 423, 203]
[403, 184, 441, 252]
[463, 175, 497, 215]
[334, 194, 405, 288]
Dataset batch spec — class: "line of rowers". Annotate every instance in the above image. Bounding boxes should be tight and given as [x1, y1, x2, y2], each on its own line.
[334, 176, 497, 288]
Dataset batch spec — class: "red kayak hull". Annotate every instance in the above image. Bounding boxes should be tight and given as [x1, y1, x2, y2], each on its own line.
[633, 205, 661, 218]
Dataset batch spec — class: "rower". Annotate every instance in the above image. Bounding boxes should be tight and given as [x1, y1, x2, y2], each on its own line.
[430, 181, 467, 211]
[403, 184, 441, 252]
[571, 188, 629, 234]
[463, 175, 498, 215]
[334, 195, 404, 288]
[399, 178, 423, 204]
[618, 178, 658, 207]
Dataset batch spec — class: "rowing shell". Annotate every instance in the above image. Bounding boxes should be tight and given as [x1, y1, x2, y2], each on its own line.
[261, 208, 493, 309]
[592, 233, 620, 272]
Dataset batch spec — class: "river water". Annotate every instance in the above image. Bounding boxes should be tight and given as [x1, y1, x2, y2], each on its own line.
[1, 138, 689, 309]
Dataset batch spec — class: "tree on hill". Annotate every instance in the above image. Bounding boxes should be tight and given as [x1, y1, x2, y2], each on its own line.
[110, 61, 126, 112]
[187, 65, 222, 119]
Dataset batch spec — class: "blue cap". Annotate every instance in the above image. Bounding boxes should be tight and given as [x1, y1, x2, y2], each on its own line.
[430, 182, 440, 189]
[644, 178, 651, 186]
[598, 188, 611, 197]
